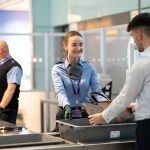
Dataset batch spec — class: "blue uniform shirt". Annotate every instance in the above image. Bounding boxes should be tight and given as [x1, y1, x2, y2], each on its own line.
[52, 59, 106, 108]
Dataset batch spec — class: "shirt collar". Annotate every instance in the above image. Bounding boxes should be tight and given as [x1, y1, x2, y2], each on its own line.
[0, 55, 12, 66]
[141, 46, 150, 57]
[65, 59, 83, 68]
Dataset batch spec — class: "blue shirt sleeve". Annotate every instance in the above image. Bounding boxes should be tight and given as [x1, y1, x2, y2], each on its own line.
[7, 66, 23, 85]
[89, 63, 108, 102]
[90, 63, 102, 92]
[52, 64, 70, 108]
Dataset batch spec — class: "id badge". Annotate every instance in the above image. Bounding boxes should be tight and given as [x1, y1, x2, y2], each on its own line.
[72, 109, 82, 118]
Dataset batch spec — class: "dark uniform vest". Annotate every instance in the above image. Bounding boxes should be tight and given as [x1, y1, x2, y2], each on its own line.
[0, 58, 22, 109]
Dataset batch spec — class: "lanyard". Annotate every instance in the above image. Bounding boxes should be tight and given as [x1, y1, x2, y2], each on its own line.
[67, 71, 82, 104]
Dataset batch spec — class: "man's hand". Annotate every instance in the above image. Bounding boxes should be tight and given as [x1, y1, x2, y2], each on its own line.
[128, 103, 136, 112]
[88, 113, 106, 125]
[64, 105, 72, 119]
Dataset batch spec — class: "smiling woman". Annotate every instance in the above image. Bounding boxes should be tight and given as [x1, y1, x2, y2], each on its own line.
[63, 31, 83, 63]
[51, 31, 108, 131]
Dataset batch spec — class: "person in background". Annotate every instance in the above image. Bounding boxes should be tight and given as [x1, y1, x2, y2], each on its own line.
[0, 40, 23, 124]
[88, 12, 150, 150]
[52, 31, 107, 121]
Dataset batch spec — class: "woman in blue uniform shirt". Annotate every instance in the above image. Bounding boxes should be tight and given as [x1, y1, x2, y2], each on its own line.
[52, 31, 107, 120]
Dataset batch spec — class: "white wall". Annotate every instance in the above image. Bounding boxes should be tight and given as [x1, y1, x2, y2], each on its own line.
[17, 91, 58, 133]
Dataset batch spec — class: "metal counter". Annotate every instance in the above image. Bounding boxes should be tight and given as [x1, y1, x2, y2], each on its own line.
[0, 120, 135, 150]
[2, 139, 135, 150]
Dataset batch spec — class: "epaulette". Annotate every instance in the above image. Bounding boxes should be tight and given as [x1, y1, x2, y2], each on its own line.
[82, 60, 90, 63]
[55, 61, 64, 64]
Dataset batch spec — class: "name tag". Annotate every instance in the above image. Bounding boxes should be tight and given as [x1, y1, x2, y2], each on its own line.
[72, 109, 82, 118]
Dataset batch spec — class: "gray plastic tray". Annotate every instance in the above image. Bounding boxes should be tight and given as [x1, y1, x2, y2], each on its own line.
[0, 133, 65, 148]
[57, 118, 136, 143]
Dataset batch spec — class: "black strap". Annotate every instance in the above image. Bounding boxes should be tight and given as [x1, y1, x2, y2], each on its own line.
[90, 92, 111, 105]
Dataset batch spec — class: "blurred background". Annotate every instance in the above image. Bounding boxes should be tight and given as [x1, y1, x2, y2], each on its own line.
[0, 0, 149, 133]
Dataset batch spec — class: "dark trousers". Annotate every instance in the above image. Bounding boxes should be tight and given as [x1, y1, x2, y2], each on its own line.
[136, 119, 150, 150]
[0, 109, 18, 124]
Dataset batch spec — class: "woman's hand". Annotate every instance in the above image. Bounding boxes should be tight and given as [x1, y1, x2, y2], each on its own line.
[64, 105, 72, 119]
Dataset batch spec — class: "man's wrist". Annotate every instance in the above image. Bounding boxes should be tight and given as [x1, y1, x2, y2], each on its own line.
[102, 110, 109, 123]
